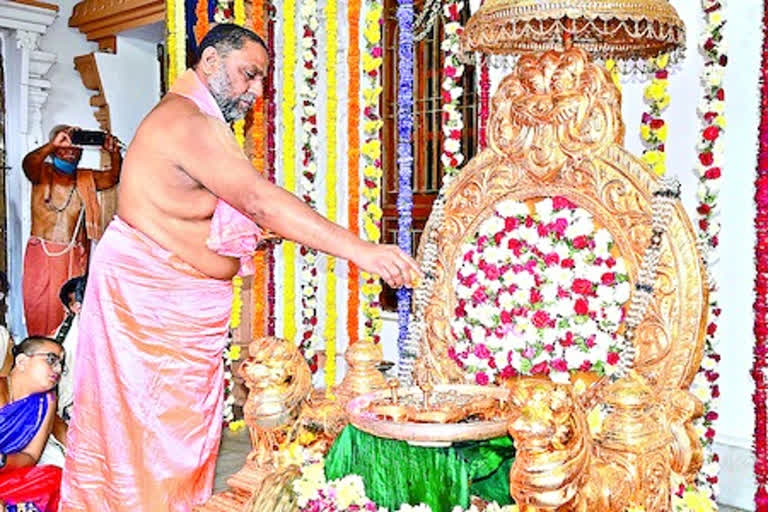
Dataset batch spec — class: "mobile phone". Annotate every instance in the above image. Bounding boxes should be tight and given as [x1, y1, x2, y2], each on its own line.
[71, 130, 106, 146]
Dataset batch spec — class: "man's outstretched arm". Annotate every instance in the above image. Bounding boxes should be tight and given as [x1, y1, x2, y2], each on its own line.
[176, 113, 419, 288]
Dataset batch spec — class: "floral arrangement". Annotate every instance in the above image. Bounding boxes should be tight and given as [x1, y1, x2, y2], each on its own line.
[347, 0, 363, 347]
[324, 0, 339, 391]
[222, 341, 244, 431]
[360, 0, 385, 345]
[640, 54, 671, 177]
[449, 197, 630, 384]
[395, 0, 416, 381]
[440, 1, 465, 176]
[293, 460, 519, 512]
[297, 0, 322, 373]
[688, 0, 727, 501]
[281, 0, 298, 345]
[755, 0, 768, 508]
[266, 0, 277, 336]
[213, 0, 233, 22]
[250, 0, 268, 337]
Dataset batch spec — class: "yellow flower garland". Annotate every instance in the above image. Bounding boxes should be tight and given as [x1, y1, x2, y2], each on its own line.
[234, 0, 245, 26]
[605, 58, 621, 92]
[324, 0, 339, 393]
[166, 0, 185, 86]
[281, 0, 298, 346]
[360, 1, 384, 344]
[641, 54, 670, 176]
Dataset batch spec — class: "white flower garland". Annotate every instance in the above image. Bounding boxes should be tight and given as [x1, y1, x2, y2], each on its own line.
[297, 0, 322, 372]
[440, 0, 465, 177]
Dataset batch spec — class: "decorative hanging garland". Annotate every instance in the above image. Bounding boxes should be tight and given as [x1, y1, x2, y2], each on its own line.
[193, 0, 209, 44]
[347, 0, 363, 347]
[251, 0, 268, 338]
[440, 1, 465, 177]
[266, 0, 277, 336]
[166, 0, 186, 86]
[755, 0, 768, 508]
[213, 0, 233, 21]
[691, 0, 726, 500]
[395, 0, 415, 382]
[476, 0, 490, 150]
[640, 53, 671, 177]
[298, 0, 322, 373]
[281, 0, 298, 345]
[360, 0, 385, 345]
[324, 0, 339, 392]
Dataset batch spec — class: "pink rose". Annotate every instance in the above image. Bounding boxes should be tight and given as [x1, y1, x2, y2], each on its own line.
[606, 352, 620, 365]
[484, 264, 501, 280]
[529, 289, 542, 304]
[505, 217, 519, 232]
[552, 196, 574, 210]
[475, 372, 489, 385]
[501, 365, 516, 379]
[531, 361, 550, 375]
[572, 236, 589, 250]
[472, 288, 487, 304]
[500, 310, 513, 324]
[544, 252, 560, 266]
[474, 344, 491, 359]
[560, 331, 574, 347]
[601, 272, 616, 286]
[552, 218, 568, 235]
[551, 358, 568, 372]
[532, 310, 550, 328]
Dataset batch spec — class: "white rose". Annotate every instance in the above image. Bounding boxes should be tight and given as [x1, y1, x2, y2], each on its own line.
[603, 305, 622, 326]
[444, 138, 461, 154]
[555, 243, 570, 260]
[613, 258, 627, 274]
[614, 282, 631, 303]
[555, 298, 575, 318]
[541, 283, 558, 302]
[496, 200, 529, 218]
[566, 217, 594, 238]
[512, 287, 529, 304]
[513, 271, 535, 290]
[535, 198, 554, 222]
[550, 371, 570, 384]
[483, 216, 505, 236]
[585, 265, 603, 283]
[537, 237, 554, 254]
[519, 226, 538, 244]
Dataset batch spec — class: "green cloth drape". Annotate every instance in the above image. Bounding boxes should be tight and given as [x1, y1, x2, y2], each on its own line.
[324, 425, 516, 512]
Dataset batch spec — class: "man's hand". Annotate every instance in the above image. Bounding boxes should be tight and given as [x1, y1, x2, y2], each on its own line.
[103, 133, 120, 154]
[51, 128, 74, 149]
[353, 243, 422, 289]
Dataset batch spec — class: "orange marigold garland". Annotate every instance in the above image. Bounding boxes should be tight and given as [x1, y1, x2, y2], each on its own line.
[347, 0, 362, 345]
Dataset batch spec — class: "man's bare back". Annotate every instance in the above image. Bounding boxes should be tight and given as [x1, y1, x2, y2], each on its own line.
[117, 93, 241, 280]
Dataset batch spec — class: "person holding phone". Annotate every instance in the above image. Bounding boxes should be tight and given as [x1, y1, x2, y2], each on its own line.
[20, 125, 121, 336]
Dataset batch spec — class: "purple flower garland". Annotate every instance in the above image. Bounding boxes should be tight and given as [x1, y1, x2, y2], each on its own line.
[396, 0, 415, 380]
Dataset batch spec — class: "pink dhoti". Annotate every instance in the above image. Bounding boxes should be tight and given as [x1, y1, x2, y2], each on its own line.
[60, 217, 233, 511]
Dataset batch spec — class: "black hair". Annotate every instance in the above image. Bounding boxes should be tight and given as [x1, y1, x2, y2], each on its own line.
[59, 275, 87, 311]
[194, 24, 267, 67]
[11, 336, 61, 368]
[0, 271, 8, 294]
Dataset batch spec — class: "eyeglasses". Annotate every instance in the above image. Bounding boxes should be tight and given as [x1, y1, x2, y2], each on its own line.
[28, 352, 66, 374]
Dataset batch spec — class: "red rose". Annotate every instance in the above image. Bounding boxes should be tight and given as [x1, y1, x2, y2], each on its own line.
[655, 69, 668, 80]
[716, 88, 725, 101]
[551, 359, 568, 372]
[572, 236, 589, 249]
[500, 310, 513, 324]
[572, 278, 594, 296]
[707, 322, 718, 336]
[552, 196, 573, 210]
[531, 361, 549, 375]
[650, 118, 665, 130]
[697, 204, 712, 215]
[601, 272, 616, 286]
[574, 298, 589, 315]
[532, 310, 551, 328]
[544, 253, 560, 266]
[699, 152, 714, 166]
[561, 258, 575, 269]
[704, 167, 721, 179]
[505, 217, 519, 232]
[500, 365, 515, 379]
[560, 331, 574, 347]
[606, 352, 620, 365]
[605, 257, 616, 268]
[703, 126, 720, 141]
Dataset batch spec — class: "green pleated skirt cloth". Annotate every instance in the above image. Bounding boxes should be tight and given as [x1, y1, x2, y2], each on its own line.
[324, 425, 516, 512]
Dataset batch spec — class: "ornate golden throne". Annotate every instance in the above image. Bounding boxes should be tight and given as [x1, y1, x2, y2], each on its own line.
[408, 45, 708, 511]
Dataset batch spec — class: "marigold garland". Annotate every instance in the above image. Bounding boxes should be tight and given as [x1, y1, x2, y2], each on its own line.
[640, 53, 671, 176]
[193, 0, 209, 44]
[233, 0, 244, 25]
[360, 0, 385, 344]
[755, 1, 768, 508]
[281, 0, 298, 345]
[298, 0, 322, 373]
[440, 1, 465, 177]
[324, 0, 339, 392]
[347, 0, 362, 346]
[166, 0, 185, 86]
[691, 0, 726, 500]
[251, 0, 268, 338]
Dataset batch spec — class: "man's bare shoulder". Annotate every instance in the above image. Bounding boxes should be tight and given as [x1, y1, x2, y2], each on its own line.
[137, 94, 210, 144]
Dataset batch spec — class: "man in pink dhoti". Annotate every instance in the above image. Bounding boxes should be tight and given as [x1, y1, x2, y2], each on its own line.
[60, 24, 419, 511]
